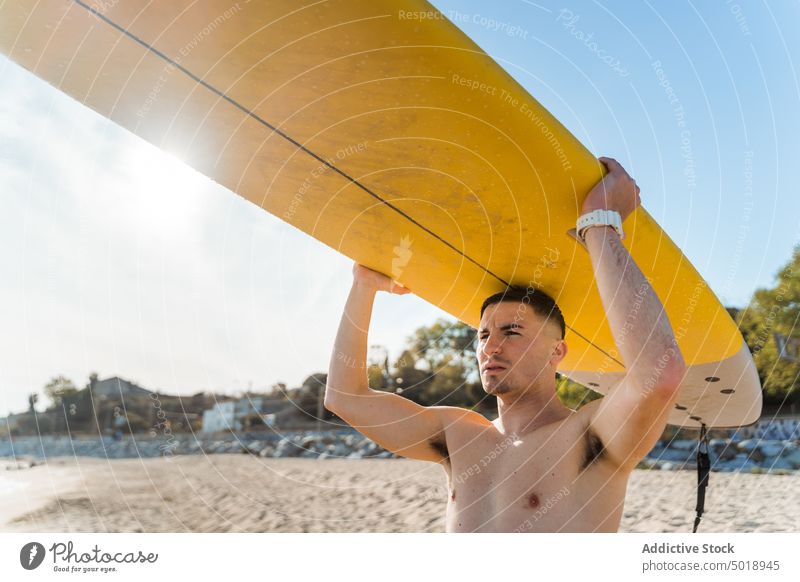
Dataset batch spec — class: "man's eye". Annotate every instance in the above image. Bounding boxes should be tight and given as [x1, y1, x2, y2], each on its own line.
[479, 332, 518, 339]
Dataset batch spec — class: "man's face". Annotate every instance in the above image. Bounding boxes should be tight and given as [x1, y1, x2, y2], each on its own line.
[476, 301, 566, 396]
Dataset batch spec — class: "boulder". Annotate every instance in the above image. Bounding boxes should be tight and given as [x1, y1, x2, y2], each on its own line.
[244, 441, 263, 455]
[709, 441, 737, 461]
[764, 458, 795, 471]
[716, 454, 759, 472]
[669, 440, 697, 451]
[736, 439, 759, 452]
[758, 440, 786, 457]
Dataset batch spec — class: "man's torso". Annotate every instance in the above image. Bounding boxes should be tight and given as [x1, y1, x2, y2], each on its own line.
[437, 402, 631, 532]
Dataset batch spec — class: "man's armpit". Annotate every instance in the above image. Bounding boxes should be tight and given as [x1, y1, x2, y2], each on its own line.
[428, 432, 450, 465]
[581, 427, 606, 471]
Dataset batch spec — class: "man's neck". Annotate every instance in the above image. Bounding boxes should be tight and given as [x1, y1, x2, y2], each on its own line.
[494, 382, 573, 437]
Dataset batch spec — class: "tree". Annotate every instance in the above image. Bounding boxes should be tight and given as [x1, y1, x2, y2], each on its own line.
[556, 374, 603, 410]
[409, 318, 478, 378]
[292, 373, 335, 423]
[737, 245, 800, 405]
[44, 375, 79, 407]
[27, 392, 38, 413]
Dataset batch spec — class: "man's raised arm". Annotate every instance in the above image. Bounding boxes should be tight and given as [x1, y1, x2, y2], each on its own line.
[582, 157, 688, 470]
[324, 263, 470, 463]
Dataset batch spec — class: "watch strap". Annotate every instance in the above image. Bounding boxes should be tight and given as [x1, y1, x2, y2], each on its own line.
[576, 209, 624, 242]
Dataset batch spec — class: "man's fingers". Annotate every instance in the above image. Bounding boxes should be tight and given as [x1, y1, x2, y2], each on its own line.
[599, 156, 620, 170]
[599, 157, 629, 178]
[391, 281, 411, 295]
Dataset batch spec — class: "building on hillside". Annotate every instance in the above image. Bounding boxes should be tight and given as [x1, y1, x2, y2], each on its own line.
[0, 412, 27, 432]
[90, 376, 154, 399]
[201, 397, 279, 433]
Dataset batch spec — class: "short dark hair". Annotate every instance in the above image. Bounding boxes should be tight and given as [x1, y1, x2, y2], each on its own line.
[479, 286, 566, 339]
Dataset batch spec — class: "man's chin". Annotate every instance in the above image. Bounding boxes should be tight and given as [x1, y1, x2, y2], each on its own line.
[483, 378, 512, 396]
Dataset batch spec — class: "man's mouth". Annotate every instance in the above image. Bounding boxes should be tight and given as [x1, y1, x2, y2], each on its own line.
[483, 364, 506, 373]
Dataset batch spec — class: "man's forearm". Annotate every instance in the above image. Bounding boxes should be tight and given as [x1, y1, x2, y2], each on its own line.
[584, 225, 686, 391]
[325, 282, 377, 407]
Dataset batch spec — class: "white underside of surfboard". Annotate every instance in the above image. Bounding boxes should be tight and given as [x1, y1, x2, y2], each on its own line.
[564, 340, 762, 428]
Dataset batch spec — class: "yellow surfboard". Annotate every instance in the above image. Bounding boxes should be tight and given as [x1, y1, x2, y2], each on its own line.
[0, 0, 761, 427]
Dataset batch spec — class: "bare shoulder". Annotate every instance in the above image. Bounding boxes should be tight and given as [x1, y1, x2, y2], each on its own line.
[426, 406, 492, 464]
[436, 405, 492, 428]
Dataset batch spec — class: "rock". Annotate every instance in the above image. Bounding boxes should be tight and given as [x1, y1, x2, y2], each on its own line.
[781, 449, 800, 469]
[276, 438, 304, 458]
[317, 452, 329, 460]
[736, 439, 759, 452]
[710, 441, 737, 461]
[750, 447, 766, 463]
[670, 440, 696, 451]
[764, 458, 795, 471]
[716, 454, 759, 472]
[758, 440, 786, 457]
[660, 462, 675, 471]
[244, 441, 263, 455]
[779, 444, 800, 464]
[649, 449, 691, 463]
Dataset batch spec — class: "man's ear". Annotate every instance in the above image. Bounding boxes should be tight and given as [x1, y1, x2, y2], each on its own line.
[550, 339, 568, 367]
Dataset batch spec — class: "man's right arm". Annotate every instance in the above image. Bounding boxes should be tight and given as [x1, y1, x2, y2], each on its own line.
[324, 264, 471, 463]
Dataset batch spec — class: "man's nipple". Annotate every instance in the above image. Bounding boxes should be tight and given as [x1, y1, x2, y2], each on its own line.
[528, 492, 540, 508]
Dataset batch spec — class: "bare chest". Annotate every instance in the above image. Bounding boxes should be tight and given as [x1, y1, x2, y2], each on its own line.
[443, 426, 625, 532]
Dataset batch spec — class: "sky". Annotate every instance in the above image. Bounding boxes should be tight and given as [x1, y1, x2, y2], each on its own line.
[1, 0, 799, 416]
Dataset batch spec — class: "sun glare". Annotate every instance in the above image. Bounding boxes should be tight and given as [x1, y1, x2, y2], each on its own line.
[122, 144, 208, 237]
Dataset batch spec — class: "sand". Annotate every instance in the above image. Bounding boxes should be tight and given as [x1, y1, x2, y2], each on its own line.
[1, 455, 797, 533]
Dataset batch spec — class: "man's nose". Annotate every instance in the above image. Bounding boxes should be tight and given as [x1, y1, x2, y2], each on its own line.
[481, 333, 504, 357]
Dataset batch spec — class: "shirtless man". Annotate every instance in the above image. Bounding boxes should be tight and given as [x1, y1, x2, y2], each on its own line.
[324, 157, 687, 532]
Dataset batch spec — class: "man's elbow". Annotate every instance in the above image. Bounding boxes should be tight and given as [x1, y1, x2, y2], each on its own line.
[641, 345, 687, 396]
[323, 386, 340, 414]
[323, 384, 360, 416]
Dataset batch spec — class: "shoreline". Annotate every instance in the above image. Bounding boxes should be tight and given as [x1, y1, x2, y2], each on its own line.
[0, 458, 84, 528]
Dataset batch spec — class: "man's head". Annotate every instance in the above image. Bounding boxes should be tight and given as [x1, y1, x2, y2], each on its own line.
[477, 287, 567, 397]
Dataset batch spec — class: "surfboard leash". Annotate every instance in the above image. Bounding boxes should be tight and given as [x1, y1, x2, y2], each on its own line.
[692, 423, 710, 533]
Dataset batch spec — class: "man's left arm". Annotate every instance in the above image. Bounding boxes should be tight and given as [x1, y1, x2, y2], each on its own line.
[582, 157, 687, 471]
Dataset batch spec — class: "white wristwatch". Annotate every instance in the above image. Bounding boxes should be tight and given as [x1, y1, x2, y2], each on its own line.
[576, 209, 624, 243]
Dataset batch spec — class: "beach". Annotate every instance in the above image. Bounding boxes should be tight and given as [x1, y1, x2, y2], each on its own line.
[1, 455, 798, 533]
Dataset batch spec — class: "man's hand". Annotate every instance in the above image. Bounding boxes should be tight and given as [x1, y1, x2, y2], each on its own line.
[352, 263, 412, 295]
[581, 157, 641, 221]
